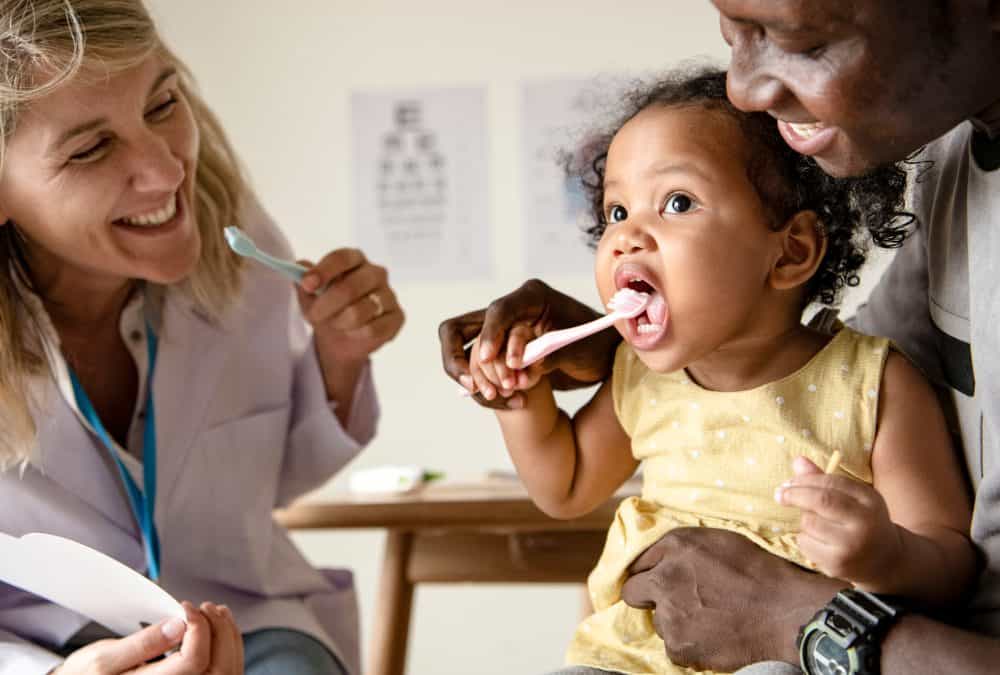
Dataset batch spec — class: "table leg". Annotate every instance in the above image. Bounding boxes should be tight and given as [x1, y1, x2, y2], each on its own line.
[368, 530, 415, 675]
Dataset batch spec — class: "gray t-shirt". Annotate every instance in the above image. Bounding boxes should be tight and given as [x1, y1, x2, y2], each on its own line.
[854, 120, 1000, 633]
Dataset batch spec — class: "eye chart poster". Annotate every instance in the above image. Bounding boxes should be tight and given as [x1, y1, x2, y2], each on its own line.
[351, 87, 492, 281]
[520, 76, 628, 277]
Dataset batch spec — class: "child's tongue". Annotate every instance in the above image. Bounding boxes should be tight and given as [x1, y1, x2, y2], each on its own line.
[643, 293, 668, 327]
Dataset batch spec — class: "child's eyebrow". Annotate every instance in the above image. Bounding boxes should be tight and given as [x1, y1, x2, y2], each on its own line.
[605, 162, 712, 190]
[649, 162, 712, 182]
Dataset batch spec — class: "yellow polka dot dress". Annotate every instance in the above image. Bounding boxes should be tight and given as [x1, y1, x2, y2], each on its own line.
[565, 327, 890, 674]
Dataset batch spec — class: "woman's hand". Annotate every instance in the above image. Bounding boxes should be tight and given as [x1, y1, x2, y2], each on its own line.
[53, 602, 243, 674]
[297, 248, 404, 365]
[775, 456, 903, 588]
[296, 248, 404, 418]
[439, 279, 620, 409]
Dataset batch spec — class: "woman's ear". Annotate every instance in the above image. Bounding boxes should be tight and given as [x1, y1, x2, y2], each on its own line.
[769, 210, 826, 291]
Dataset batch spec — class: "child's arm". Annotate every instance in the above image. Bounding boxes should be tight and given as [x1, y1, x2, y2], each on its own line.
[495, 376, 638, 519]
[777, 352, 977, 608]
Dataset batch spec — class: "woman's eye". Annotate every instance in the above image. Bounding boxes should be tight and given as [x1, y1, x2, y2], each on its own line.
[607, 205, 628, 223]
[146, 94, 177, 121]
[663, 193, 697, 215]
[69, 138, 110, 163]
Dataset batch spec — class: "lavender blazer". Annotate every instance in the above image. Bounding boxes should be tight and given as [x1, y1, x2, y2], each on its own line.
[0, 199, 377, 674]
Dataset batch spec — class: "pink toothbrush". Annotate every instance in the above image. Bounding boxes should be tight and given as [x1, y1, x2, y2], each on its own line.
[459, 287, 650, 398]
[518, 287, 651, 367]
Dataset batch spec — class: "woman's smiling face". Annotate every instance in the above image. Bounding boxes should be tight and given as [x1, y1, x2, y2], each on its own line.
[594, 104, 786, 374]
[0, 51, 202, 293]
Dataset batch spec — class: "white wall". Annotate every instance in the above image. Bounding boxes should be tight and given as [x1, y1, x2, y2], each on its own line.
[147, 2, 892, 673]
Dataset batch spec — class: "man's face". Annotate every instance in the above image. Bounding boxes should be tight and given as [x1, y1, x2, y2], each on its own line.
[712, 0, 1000, 176]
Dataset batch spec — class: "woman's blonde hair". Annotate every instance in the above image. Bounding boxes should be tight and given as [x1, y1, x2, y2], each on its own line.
[0, 0, 246, 468]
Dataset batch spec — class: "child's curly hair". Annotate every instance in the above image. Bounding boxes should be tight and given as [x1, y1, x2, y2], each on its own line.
[568, 66, 913, 307]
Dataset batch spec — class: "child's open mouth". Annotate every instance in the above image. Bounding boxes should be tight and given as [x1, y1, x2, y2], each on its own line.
[615, 268, 669, 347]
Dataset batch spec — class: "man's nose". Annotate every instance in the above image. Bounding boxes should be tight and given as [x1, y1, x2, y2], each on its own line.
[721, 19, 789, 113]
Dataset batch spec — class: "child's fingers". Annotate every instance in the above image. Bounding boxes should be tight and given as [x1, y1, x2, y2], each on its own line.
[792, 455, 825, 476]
[491, 355, 515, 392]
[797, 506, 855, 545]
[515, 367, 544, 392]
[471, 363, 498, 400]
[779, 472, 878, 511]
[795, 531, 845, 575]
[775, 482, 861, 523]
[468, 337, 500, 399]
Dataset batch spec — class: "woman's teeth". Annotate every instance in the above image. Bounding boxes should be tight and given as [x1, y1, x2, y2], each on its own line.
[120, 195, 177, 227]
[788, 121, 825, 139]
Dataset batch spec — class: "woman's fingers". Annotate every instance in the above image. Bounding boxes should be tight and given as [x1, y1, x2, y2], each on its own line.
[69, 618, 186, 674]
[141, 602, 211, 675]
[299, 249, 367, 294]
[200, 603, 243, 674]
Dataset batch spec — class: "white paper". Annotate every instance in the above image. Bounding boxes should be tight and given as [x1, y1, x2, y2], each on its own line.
[0, 532, 183, 636]
[352, 87, 492, 281]
[520, 76, 629, 277]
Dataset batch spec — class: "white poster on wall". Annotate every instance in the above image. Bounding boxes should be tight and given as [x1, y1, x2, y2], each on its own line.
[351, 87, 492, 281]
[520, 76, 628, 278]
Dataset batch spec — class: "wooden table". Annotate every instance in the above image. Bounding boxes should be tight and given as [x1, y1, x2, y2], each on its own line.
[274, 476, 638, 675]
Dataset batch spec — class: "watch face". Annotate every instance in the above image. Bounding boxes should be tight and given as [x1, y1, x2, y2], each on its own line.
[803, 631, 851, 675]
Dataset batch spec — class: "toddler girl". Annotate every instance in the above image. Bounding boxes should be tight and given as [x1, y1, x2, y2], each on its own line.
[467, 67, 976, 675]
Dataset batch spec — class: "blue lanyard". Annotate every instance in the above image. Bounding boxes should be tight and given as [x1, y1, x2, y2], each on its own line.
[68, 320, 160, 582]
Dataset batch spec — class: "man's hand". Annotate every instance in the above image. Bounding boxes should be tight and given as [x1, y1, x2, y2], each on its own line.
[620, 528, 846, 672]
[438, 279, 621, 409]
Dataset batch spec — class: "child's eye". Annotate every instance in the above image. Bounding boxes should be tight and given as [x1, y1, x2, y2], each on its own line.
[607, 205, 628, 223]
[663, 193, 698, 215]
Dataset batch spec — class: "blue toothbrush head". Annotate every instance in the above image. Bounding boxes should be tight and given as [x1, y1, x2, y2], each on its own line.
[223, 226, 255, 256]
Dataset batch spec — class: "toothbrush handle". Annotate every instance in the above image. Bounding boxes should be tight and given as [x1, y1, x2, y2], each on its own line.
[520, 312, 620, 367]
[253, 250, 309, 283]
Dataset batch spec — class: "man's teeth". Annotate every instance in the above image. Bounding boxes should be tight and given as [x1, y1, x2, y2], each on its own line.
[637, 323, 660, 334]
[121, 195, 177, 227]
[788, 121, 824, 139]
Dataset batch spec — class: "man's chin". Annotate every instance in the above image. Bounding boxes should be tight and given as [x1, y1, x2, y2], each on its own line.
[813, 152, 876, 178]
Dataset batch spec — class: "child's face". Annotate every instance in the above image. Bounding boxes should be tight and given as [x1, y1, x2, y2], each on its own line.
[594, 105, 788, 374]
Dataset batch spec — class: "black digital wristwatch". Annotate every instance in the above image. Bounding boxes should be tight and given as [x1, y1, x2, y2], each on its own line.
[797, 589, 902, 675]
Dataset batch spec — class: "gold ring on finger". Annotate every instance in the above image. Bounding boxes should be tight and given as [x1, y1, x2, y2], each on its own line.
[368, 291, 385, 318]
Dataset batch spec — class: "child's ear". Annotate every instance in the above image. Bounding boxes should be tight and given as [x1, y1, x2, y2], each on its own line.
[769, 210, 826, 291]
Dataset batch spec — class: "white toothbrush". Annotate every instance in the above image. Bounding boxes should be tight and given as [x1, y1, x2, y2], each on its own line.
[459, 288, 650, 397]
[224, 226, 308, 283]
[519, 287, 651, 367]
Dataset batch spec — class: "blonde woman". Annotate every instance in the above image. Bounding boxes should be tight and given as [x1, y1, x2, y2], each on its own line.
[0, 2, 404, 673]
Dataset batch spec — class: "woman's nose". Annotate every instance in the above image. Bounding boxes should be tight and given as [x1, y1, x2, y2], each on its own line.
[128, 134, 185, 194]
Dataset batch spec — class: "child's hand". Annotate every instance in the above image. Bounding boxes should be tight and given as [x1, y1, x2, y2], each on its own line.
[462, 323, 545, 402]
[775, 456, 904, 588]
